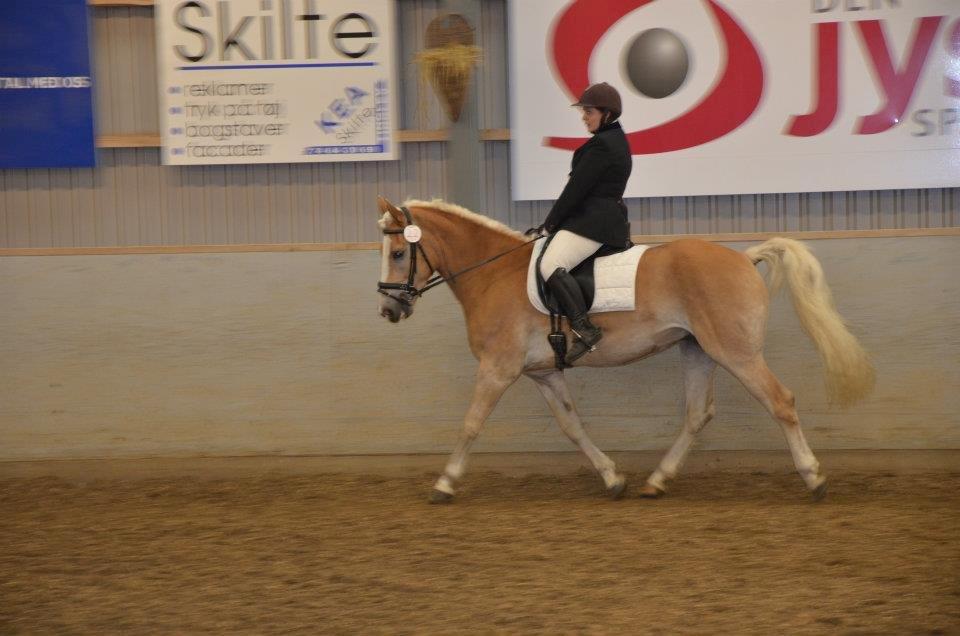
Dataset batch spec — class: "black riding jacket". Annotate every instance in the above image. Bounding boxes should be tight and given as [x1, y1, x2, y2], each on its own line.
[543, 121, 632, 248]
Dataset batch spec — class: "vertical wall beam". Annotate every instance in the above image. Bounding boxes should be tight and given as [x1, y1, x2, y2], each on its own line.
[443, 0, 482, 213]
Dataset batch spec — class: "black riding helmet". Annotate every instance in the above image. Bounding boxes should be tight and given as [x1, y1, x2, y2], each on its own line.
[571, 82, 622, 122]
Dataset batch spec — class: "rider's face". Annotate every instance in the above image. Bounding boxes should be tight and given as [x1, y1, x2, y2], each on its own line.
[581, 106, 603, 133]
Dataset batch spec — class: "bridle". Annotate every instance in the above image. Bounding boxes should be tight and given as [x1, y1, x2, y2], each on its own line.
[377, 206, 539, 308]
[377, 206, 444, 306]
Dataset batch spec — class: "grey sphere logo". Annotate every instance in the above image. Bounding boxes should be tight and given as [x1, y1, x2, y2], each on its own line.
[624, 28, 690, 99]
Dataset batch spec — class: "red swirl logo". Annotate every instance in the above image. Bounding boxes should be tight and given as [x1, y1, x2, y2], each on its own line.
[545, 0, 765, 154]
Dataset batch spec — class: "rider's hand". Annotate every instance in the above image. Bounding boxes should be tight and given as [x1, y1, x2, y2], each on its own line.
[524, 225, 546, 238]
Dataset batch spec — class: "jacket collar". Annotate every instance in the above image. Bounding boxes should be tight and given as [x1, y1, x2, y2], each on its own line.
[593, 120, 622, 135]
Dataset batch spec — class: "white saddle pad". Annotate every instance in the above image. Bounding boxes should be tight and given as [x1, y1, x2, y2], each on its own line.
[526, 238, 649, 315]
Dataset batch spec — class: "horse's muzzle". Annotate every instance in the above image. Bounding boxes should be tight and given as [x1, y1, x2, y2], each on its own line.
[379, 292, 415, 323]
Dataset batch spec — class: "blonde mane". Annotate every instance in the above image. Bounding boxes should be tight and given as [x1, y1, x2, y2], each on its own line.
[403, 199, 524, 240]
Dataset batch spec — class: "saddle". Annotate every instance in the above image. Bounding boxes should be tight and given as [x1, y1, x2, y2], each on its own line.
[531, 234, 640, 315]
[532, 234, 643, 369]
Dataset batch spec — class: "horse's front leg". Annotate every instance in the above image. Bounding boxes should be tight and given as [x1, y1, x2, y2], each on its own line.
[526, 369, 627, 499]
[430, 362, 520, 503]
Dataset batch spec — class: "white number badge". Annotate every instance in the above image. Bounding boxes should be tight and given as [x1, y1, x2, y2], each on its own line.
[403, 224, 422, 243]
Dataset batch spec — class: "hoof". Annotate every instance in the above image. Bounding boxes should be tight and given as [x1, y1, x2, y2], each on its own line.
[607, 477, 627, 500]
[428, 488, 454, 505]
[812, 480, 828, 502]
[638, 483, 665, 499]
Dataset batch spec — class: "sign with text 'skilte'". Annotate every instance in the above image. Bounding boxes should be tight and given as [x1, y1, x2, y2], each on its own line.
[509, 0, 960, 199]
[0, 0, 96, 168]
[155, 0, 397, 165]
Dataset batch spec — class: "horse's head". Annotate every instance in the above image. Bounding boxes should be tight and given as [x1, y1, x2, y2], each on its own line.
[376, 196, 436, 323]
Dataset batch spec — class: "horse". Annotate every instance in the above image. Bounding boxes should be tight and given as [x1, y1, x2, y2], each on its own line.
[375, 196, 875, 503]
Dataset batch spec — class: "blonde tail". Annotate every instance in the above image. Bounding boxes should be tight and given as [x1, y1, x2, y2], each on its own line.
[746, 238, 875, 407]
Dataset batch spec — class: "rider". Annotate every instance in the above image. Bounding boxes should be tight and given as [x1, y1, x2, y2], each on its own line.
[535, 82, 632, 363]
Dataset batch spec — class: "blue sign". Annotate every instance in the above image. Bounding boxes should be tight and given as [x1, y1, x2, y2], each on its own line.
[0, 0, 96, 168]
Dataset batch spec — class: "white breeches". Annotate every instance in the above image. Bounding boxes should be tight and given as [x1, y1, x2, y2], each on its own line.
[539, 230, 603, 280]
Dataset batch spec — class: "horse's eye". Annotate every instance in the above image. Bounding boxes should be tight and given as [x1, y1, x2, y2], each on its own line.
[391, 250, 405, 260]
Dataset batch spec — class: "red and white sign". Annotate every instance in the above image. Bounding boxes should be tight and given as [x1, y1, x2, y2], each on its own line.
[509, 0, 960, 199]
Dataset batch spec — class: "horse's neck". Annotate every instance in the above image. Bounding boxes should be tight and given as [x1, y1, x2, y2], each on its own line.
[421, 211, 525, 305]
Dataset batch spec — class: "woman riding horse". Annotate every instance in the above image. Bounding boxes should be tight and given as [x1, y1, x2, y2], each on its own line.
[535, 82, 633, 363]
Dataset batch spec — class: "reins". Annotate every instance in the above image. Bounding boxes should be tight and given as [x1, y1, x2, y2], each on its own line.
[378, 206, 539, 301]
[426, 236, 539, 293]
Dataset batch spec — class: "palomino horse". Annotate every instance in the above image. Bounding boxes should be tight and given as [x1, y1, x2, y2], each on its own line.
[376, 197, 874, 503]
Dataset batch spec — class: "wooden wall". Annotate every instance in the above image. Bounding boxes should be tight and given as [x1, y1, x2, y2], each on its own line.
[1, 1, 957, 460]
[1, 0, 957, 249]
[2, 236, 956, 461]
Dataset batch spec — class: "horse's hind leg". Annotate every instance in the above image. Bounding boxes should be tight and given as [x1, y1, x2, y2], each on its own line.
[727, 356, 828, 500]
[641, 338, 717, 498]
[526, 369, 627, 499]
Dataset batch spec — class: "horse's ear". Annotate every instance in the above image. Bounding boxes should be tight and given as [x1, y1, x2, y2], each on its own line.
[377, 196, 405, 225]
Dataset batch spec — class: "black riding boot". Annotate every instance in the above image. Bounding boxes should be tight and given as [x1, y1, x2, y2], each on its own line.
[546, 267, 603, 363]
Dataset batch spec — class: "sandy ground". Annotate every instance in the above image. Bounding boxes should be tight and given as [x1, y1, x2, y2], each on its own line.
[1, 468, 958, 634]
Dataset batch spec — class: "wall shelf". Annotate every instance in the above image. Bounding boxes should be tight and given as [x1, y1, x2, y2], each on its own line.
[97, 129, 511, 148]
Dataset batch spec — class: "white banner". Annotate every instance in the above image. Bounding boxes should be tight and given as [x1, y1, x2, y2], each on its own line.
[509, 0, 960, 199]
[156, 0, 397, 165]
